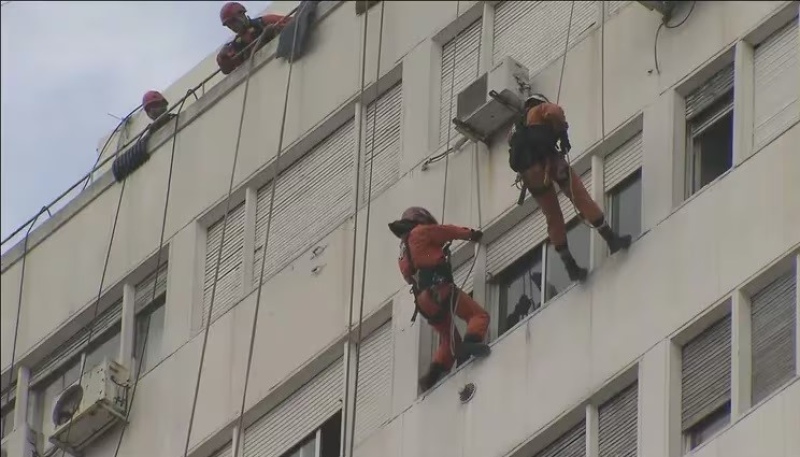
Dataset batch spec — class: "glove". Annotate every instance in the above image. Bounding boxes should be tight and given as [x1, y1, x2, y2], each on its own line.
[559, 135, 572, 155]
[469, 229, 483, 242]
[419, 363, 447, 392]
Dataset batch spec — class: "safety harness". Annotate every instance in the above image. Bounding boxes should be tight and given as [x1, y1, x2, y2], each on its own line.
[405, 239, 456, 325]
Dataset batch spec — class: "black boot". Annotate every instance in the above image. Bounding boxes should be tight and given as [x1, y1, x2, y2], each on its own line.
[594, 217, 632, 255]
[419, 363, 448, 392]
[556, 244, 588, 282]
[457, 334, 491, 366]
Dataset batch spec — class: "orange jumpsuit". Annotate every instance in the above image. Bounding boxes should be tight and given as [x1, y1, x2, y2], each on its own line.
[217, 14, 289, 74]
[511, 103, 604, 247]
[399, 224, 490, 370]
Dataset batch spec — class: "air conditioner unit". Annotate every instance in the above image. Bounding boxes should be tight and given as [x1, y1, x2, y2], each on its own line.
[49, 359, 129, 455]
[636, 1, 679, 20]
[452, 56, 530, 144]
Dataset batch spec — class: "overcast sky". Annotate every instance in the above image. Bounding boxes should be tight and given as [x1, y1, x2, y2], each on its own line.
[0, 0, 270, 248]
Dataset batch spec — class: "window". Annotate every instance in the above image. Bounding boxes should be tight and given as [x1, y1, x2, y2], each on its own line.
[598, 382, 638, 457]
[608, 170, 642, 241]
[681, 315, 732, 451]
[534, 419, 586, 457]
[1, 402, 14, 439]
[685, 65, 734, 197]
[134, 297, 167, 375]
[39, 360, 81, 451]
[544, 222, 591, 301]
[280, 411, 341, 457]
[750, 267, 797, 405]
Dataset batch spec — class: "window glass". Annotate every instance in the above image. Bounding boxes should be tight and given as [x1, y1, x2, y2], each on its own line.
[135, 303, 166, 374]
[1, 404, 14, 439]
[84, 330, 121, 374]
[544, 223, 591, 301]
[39, 361, 80, 449]
[498, 246, 544, 336]
[688, 92, 734, 195]
[687, 402, 730, 451]
[610, 171, 642, 240]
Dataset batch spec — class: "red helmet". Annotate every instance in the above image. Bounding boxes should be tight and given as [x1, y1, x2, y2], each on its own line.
[401, 207, 438, 225]
[142, 91, 166, 110]
[220, 2, 247, 26]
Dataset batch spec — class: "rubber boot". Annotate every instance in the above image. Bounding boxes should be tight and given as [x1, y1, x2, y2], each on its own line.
[556, 244, 588, 282]
[595, 219, 632, 255]
[457, 334, 491, 366]
[419, 363, 448, 392]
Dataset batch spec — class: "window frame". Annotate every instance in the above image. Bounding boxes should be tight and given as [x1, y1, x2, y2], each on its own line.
[133, 293, 168, 378]
[606, 168, 643, 242]
[685, 89, 735, 197]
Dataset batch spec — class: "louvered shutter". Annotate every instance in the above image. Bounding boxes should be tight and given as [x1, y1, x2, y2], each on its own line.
[362, 83, 402, 204]
[598, 381, 638, 457]
[685, 64, 734, 120]
[534, 420, 586, 457]
[604, 133, 643, 191]
[753, 20, 799, 149]
[488, 211, 547, 276]
[30, 300, 123, 386]
[440, 19, 482, 145]
[453, 257, 475, 293]
[604, 1, 629, 19]
[751, 268, 797, 404]
[681, 315, 732, 430]
[493, 1, 599, 74]
[134, 262, 168, 312]
[253, 120, 356, 284]
[203, 202, 246, 327]
[243, 358, 343, 457]
[354, 322, 393, 445]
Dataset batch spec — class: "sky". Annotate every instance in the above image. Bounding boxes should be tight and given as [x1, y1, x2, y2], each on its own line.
[0, 0, 271, 249]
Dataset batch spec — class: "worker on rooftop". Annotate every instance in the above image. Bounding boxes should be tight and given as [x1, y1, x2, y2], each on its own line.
[141, 90, 175, 133]
[389, 207, 491, 393]
[216, 2, 289, 75]
[508, 93, 632, 282]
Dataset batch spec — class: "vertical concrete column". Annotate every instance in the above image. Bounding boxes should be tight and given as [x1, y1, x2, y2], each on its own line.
[733, 40, 755, 165]
[480, 2, 495, 75]
[731, 289, 753, 417]
[641, 91, 685, 231]
[391, 292, 422, 416]
[341, 340, 359, 457]
[119, 283, 136, 370]
[242, 187, 257, 293]
[12, 367, 29, 431]
[585, 403, 599, 457]
[639, 340, 682, 457]
[795, 253, 800, 377]
[589, 154, 606, 270]
[232, 425, 242, 457]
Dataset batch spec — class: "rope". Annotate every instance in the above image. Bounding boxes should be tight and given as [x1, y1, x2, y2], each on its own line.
[58, 179, 128, 457]
[341, 3, 373, 454]
[346, 2, 386, 455]
[181, 26, 269, 457]
[440, 1, 463, 223]
[0, 206, 50, 435]
[556, 1, 575, 106]
[110, 88, 195, 457]
[232, 3, 306, 455]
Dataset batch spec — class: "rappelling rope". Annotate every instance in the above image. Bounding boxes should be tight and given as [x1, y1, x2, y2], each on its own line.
[110, 88, 195, 457]
[181, 25, 270, 457]
[346, 3, 387, 454]
[232, 3, 306, 455]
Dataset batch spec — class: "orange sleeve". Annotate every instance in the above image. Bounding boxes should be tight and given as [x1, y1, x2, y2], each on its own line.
[418, 224, 473, 246]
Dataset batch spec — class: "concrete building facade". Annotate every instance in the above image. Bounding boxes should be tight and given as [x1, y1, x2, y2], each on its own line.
[2, 1, 799, 457]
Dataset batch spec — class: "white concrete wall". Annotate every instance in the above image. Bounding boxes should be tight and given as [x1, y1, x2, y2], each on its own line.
[2, 1, 799, 457]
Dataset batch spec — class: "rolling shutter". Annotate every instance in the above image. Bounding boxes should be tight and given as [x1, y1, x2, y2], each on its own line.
[681, 314, 732, 430]
[254, 119, 356, 283]
[493, 1, 599, 75]
[243, 358, 343, 457]
[440, 19, 482, 145]
[362, 83, 402, 204]
[534, 420, 586, 457]
[134, 262, 168, 312]
[30, 299, 123, 386]
[685, 64, 734, 120]
[453, 257, 476, 293]
[598, 381, 638, 457]
[353, 322, 393, 445]
[751, 268, 797, 404]
[753, 19, 799, 149]
[203, 202, 246, 327]
[604, 133, 643, 191]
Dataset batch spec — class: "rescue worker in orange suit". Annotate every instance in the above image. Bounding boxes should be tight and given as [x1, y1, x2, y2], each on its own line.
[508, 94, 632, 282]
[141, 90, 175, 134]
[388, 207, 491, 392]
[216, 2, 289, 75]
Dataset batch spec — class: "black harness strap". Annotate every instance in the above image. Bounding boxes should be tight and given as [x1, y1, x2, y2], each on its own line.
[406, 240, 455, 325]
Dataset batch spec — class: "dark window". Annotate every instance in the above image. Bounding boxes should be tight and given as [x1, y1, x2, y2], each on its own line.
[686, 401, 731, 451]
[135, 297, 167, 375]
[609, 170, 642, 241]
[687, 91, 734, 196]
[1, 402, 14, 439]
[282, 411, 342, 457]
[498, 245, 544, 336]
[544, 222, 591, 301]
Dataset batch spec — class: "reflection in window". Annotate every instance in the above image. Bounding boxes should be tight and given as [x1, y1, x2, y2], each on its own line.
[544, 222, 591, 301]
[687, 91, 734, 196]
[609, 170, 642, 241]
[39, 360, 81, 451]
[135, 300, 166, 375]
[498, 246, 547, 336]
